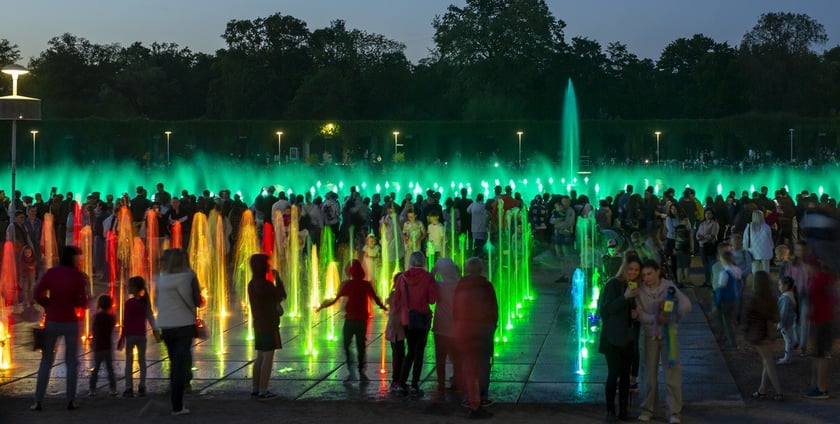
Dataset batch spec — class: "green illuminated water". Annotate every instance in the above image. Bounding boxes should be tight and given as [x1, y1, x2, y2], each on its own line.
[563, 78, 580, 183]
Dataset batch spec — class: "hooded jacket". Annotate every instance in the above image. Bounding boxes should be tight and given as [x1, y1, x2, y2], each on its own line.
[393, 266, 437, 327]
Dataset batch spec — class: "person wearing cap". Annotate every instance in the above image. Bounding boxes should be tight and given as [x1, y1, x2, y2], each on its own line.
[602, 239, 624, 281]
[317, 260, 387, 382]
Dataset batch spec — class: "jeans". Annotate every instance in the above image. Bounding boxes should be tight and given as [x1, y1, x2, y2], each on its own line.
[35, 321, 80, 403]
[400, 328, 430, 387]
[125, 335, 148, 391]
[390, 340, 406, 383]
[434, 333, 459, 389]
[162, 325, 194, 412]
[89, 350, 116, 391]
[641, 336, 682, 419]
[342, 319, 367, 372]
[715, 300, 737, 348]
[602, 342, 633, 414]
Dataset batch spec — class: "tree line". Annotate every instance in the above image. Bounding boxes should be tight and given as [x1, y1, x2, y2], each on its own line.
[1, 1, 838, 122]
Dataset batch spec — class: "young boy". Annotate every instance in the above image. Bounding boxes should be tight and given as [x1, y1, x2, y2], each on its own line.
[89, 295, 117, 397]
[776, 276, 798, 365]
[426, 212, 445, 262]
[119, 277, 158, 397]
[317, 260, 387, 382]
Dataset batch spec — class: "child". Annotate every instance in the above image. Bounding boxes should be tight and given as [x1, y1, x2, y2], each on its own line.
[118, 276, 158, 397]
[402, 210, 425, 269]
[362, 234, 381, 282]
[774, 245, 791, 281]
[18, 245, 38, 307]
[317, 260, 387, 382]
[776, 276, 798, 365]
[385, 272, 406, 392]
[426, 212, 445, 262]
[89, 295, 117, 397]
[730, 233, 752, 323]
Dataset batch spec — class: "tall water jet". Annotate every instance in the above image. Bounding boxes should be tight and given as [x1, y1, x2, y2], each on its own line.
[115, 206, 135, 325]
[562, 78, 580, 184]
[572, 268, 586, 375]
[144, 209, 160, 309]
[208, 210, 229, 354]
[79, 226, 93, 340]
[188, 212, 211, 337]
[0, 242, 17, 369]
[306, 245, 320, 356]
[289, 206, 301, 320]
[233, 210, 259, 340]
[41, 213, 58, 269]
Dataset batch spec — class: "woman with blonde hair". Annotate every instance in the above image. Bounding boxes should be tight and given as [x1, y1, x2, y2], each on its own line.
[743, 210, 773, 274]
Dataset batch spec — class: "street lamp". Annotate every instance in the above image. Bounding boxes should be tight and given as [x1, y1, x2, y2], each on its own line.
[654, 131, 662, 165]
[30, 130, 38, 169]
[789, 128, 794, 163]
[393, 131, 402, 161]
[1, 64, 41, 237]
[276, 131, 283, 164]
[164, 131, 172, 165]
[516, 131, 524, 167]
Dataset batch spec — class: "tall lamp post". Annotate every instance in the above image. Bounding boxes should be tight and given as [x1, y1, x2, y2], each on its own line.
[30, 130, 38, 169]
[0, 64, 41, 236]
[276, 131, 283, 164]
[516, 131, 524, 167]
[393, 131, 402, 161]
[789, 128, 794, 163]
[164, 131, 172, 166]
[654, 131, 662, 165]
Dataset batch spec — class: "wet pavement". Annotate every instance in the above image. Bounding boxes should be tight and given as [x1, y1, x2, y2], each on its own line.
[0, 261, 747, 422]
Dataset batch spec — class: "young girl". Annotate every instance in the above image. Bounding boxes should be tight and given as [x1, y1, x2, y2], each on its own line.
[776, 276, 797, 365]
[18, 245, 38, 307]
[89, 295, 117, 397]
[385, 273, 406, 392]
[362, 234, 381, 282]
[402, 210, 425, 269]
[118, 276, 157, 397]
[426, 213, 445, 262]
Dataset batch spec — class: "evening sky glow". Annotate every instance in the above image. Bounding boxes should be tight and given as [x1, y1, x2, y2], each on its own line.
[4, 0, 840, 64]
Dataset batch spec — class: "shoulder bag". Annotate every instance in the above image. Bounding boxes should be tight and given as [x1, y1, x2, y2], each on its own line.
[403, 276, 431, 331]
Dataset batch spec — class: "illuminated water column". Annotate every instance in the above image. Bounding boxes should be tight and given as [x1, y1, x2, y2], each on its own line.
[306, 245, 320, 356]
[171, 220, 182, 250]
[144, 209, 160, 310]
[572, 268, 587, 375]
[115, 207, 135, 325]
[323, 262, 340, 342]
[78, 226, 93, 340]
[562, 78, 580, 185]
[208, 211, 228, 354]
[289, 206, 301, 320]
[233, 210, 259, 340]
[188, 212, 211, 339]
[0, 242, 17, 369]
[40, 213, 58, 269]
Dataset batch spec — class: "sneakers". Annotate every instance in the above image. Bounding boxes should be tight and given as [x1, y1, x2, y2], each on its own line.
[669, 415, 681, 424]
[30, 402, 41, 411]
[88, 390, 97, 397]
[480, 399, 494, 407]
[171, 408, 191, 416]
[468, 407, 493, 419]
[388, 382, 401, 393]
[802, 387, 830, 399]
[109, 389, 119, 397]
[408, 386, 423, 397]
[776, 357, 792, 365]
[257, 391, 278, 400]
[638, 412, 653, 422]
[344, 369, 358, 382]
[67, 402, 79, 411]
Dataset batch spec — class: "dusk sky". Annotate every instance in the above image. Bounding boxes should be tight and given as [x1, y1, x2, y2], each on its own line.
[5, 0, 840, 64]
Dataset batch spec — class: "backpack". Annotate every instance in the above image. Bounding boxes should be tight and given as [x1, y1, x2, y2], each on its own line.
[713, 270, 739, 306]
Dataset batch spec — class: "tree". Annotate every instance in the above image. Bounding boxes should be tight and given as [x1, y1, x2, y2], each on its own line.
[739, 13, 827, 115]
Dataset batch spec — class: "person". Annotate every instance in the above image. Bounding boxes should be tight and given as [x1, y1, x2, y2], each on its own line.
[362, 234, 381, 282]
[467, 194, 488, 255]
[427, 212, 445, 262]
[32, 246, 89, 411]
[385, 273, 407, 392]
[743, 210, 773, 274]
[729, 233, 752, 323]
[393, 251, 437, 396]
[637, 260, 691, 424]
[119, 276, 158, 397]
[601, 238, 624, 282]
[801, 254, 836, 399]
[784, 241, 810, 356]
[776, 276, 798, 365]
[88, 295, 117, 397]
[19, 245, 38, 308]
[550, 196, 575, 257]
[713, 251, 740, 350]
[155, 248, 201, 416]
[743, 271, 782, 400]
[453, 257, 498, 419]
[696, 209, 719, 287]
[402, 210, 426, 270]
[598, 255, 642, 421]
[431, 258, 461, 393]
[248, 254, 286, 399]
[317, 260, 387, 382]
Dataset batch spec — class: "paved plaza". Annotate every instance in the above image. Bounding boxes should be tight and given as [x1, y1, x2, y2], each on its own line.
[0, 260, 837, 423]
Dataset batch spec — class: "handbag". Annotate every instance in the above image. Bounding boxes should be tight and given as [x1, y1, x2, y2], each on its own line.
[32, 326, 45, 351]
[194, 318, 209, 340]
[403, 277, 430, 331]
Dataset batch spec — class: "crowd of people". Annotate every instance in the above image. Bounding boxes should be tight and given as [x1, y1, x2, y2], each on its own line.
[3, 178, 837, 421]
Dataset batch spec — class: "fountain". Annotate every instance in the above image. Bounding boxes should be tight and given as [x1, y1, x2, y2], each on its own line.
[562, 78, 581, 184]
[0, 242, 17, 369]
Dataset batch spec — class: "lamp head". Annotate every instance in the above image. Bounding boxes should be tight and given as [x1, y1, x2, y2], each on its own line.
[277, 131, 283, 136]
[1, 64, 29, 77]
[393, 131, 400, 136]
[517, 131, 524, 136]
[654, 131, 661, 136]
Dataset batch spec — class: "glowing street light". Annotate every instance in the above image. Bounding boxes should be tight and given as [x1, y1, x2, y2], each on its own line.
[276, 131, 283, 164]
[30, 130, 38, 169]
[654, 131, 662, 165]
[789, 128, 794, 163]
[164, 131, 172, 165]
[517, 131, 524, 168]
[393, 131, 403, 161]
[1, 64, 41, 237]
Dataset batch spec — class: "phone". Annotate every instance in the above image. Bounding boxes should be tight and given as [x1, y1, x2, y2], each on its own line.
[628, 281, 638, 290]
